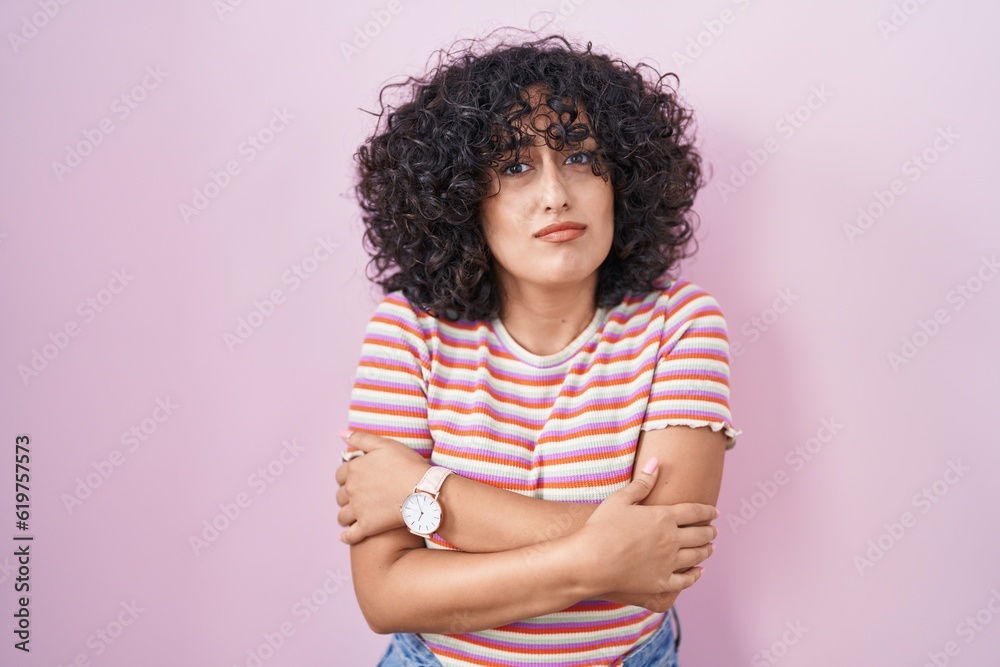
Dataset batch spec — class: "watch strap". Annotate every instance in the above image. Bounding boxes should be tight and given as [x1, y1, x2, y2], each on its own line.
[414, 466, 453, 497]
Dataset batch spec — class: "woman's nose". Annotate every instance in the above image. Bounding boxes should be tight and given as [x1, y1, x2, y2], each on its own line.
[537, 161, 570, 212]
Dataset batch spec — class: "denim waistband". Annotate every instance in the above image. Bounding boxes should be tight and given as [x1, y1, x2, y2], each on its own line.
[375, 607, 681, 667]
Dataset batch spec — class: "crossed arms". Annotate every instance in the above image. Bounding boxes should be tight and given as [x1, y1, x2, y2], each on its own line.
[335, 423, 726, 634]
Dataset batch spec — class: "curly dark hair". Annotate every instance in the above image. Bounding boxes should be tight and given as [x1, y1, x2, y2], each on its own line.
[353, 29, 705, 321]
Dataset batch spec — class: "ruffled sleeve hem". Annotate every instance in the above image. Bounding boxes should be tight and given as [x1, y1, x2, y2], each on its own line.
[641, 418, 742, 450]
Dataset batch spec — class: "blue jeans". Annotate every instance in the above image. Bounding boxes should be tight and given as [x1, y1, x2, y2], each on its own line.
[375, 607, 681, 666]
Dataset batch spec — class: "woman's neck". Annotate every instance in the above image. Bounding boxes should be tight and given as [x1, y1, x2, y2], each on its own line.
[495, 274, 599, 357]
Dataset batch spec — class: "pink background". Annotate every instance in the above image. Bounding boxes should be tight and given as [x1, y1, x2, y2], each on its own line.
[2, 1, 999, 665]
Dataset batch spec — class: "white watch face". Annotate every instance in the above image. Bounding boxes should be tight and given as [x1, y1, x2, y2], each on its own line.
[401, 492, 441, 535]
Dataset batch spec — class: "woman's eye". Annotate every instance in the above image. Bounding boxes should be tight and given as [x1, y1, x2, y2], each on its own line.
[565, 151, 594, 165]
[501, 162, 530, 176]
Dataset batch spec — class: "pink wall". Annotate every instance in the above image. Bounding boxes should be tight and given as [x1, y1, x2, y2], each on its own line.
[2, 1, 998, 665]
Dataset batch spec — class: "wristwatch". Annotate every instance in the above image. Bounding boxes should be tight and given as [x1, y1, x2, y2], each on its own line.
[400, 466, 453, 538]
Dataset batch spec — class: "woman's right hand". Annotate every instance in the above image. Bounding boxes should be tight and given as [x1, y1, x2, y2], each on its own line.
[571, 457, 717, 612]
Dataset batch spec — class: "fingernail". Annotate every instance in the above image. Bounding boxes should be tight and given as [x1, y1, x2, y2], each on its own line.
[339, 531, 348, 543]
[715, 508, 720, 518]
[339, 429, 353, 440]
[642, 457, 659, 474]
[699, 567, 706, 575]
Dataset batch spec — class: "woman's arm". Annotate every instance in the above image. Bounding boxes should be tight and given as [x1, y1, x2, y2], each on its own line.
[480, 423, 726, 610]
[439, 422, 726, 559]
[605, 423, 727, 609]
[634, 426, 727, 509]
[434, 471, 596, 551]
[335, 430, 597, 552]
[337, 425, 724, 557]
[349, 460, 716, 634]
[351, 524, 587, 634]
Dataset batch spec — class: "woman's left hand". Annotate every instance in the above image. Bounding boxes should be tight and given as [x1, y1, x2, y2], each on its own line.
[335, 430, 431, 545]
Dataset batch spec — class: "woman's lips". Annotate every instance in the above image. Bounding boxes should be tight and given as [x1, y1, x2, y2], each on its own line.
[535, 223, 586, 242]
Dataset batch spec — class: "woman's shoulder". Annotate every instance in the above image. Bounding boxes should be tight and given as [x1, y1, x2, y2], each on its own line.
[614, 275, 727, 324]
[663, 276, 726, 316]
[367, 289, 486, 339]
[365, 290, 439, 339]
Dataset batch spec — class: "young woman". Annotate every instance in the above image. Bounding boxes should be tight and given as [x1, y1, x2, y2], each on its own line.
[335, 31, 741, 667]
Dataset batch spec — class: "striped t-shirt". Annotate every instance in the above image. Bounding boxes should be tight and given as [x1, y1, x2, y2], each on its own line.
[347, 276, 741, 667]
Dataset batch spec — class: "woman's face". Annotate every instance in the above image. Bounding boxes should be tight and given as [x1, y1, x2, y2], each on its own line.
[479, 96, 615, 300]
